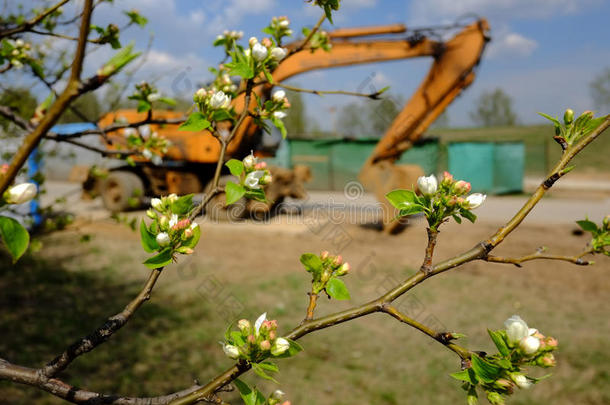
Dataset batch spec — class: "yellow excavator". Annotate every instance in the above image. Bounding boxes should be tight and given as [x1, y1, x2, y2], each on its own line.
[94, 18, 490, 231]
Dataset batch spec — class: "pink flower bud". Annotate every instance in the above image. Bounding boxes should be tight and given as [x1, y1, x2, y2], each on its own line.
[254, 161, 267, 169]
[320, 251, 329, 260]
[237, 319, 251, 331]
[269, 330, 277, 340]
[453, 180, 471, 195]
[539, 353, 556, 367]
[337, 262, 350, 275]
[260, 340, 271, 350]
[545, 337, 558, 348]
[442, 171, 454, 183]
[261, 37, 272, 48]
[333, 255, 343, 266]
[247, 335, 256, 344]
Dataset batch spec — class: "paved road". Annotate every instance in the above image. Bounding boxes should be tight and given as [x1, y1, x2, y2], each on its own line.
[41, 181, 608, 227]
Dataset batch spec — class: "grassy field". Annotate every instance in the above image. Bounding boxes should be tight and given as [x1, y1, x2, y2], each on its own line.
[431, 124, 610, 175]
[1, 218, 608, 405]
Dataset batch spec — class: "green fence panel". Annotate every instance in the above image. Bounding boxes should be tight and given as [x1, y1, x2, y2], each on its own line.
[448, 143, 495, 193]
[330, 142, 374, 189]
[397, 140, 439, 175]
[493, 142, 525, 194]
[448, 142, 524, 194]
[289, 140, 333, 190]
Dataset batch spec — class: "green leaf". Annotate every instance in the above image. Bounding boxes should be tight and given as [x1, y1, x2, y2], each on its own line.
[143, 248, 173, 269]
[487, 329, 510, 357]
[225, 181, 246, 206]
[385, 189, 419, 210]
[230, 331, 246, 346]
[397, 204, 424, 217]
[271, 115, 287, 138]
[170, 194, 194, 215]
[452, 214, 462, 224]
[140, 220, 159, 253]
[576, 219, 598, 233]
[470, 354, 501, 383]
[324, 4, 334, 24]
[227, 59, 254, 79]
[225, 159, 244, 177]
[450, 369, 478, 385]
[245, 188, 267, 202]
[326, 277, 350, 300]
[460, 209, 477, 223]
[212, 109, 233, 122]
[233, 379, 259, 405]
[0, 216, 30, 263]
[251, 362, 279, 383]
[178, 112, 211, 132]
[273, 338, 303, 358]
[159, 97, 176, 106]
[257, 361, 279, 373]
[262, 65, 274, 84]
[300, 253, 323, 275]
[538, 112, 561, 127]
[137, 100, 151, 112]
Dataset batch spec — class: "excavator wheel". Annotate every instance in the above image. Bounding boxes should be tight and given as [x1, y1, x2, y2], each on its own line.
[100, 171, 144, 212]
[204, 175, 247, 222]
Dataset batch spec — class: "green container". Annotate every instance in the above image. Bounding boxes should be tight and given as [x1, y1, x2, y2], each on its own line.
[448, 142, 524, 194]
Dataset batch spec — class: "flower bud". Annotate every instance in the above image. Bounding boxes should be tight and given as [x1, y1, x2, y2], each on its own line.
[252, 43, 268, 61]
[603, 215, 609, 230]
[321, 270, 331, 283]
[147, 93, 160, 102]
[273, 111, 287, 119]
[269, 330, 277, 340]
[520, 335, 541, 355]
[333, 255, 343, 266]
[260, 174, 272, 185]
[254, 161, 267, 170]
[247, 334, 256, 344]
[271, 337, 290, 356]
[511, 373, 531, 389]
[261, 37, 272, 48]
[193, 87, 207, 103]
[260, 340, 271, 351]
[564, 108, 574, 125]
[270, 47, 287, 61]
[320, 251, 329, 260]
[538, 353, 556, 367]
[243, 153, 257, 170]
[465, 193, 486, 209]
[545, 336, 558, 348]
[176, 246, 194, 254]
[272, 90, 286, 103]
[453, 180, 471, 195]
[249, 36, 258, 47]
[151, 198, 163, 211]
[167, 193, 178, 203]
[156, 232, 170, 246]
[4, 182, 37, 205]
[271, 390, 285, 401]
[237, 319, 251, 331]
[504, 315, 529, 344]
[417, 174, 438, 195]
[337, 262, 350, 275]
[223, 344, 240, 359]
[495, 378, 513, 390]
[146, 209, 157, 219]
[279, 19, 290, 28]
[486, 391, 504, 404]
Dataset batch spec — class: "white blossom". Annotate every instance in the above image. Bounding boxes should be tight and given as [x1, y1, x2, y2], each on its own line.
[273, 111, 287, 120]
[209, 91, 231, 109]
[505, 315, 529, 344]
[271, 337, 290, 356]
[222, 343, 240, 359]
[252, 43, 268, 61]
[512, 374, 531, 389]
[417, 174, 438, 195]
[272, 90, 286, 103]
[147, 93, 160, 102]
[169, 214, 179, 228]
[245, 170, 265, 189]
[270, 47, 287, 61]
[156, 232, 170, 246]
[243, 153, 257, 170]
[520, 335, 541, 355]
[465, 193, 486, 209]
[151, 198, 163, 211]
[4, 183, 37, 204]
[254, 312, 267, 335]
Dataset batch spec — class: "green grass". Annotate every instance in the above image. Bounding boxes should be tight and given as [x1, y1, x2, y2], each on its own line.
[432, 124, 610, 175]
[1, 231, 609, 405]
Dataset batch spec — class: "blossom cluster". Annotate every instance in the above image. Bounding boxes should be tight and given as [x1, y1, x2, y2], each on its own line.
[0, 38, 34, 70]
[213, 29, 244, 54]
[222, 313, 294, 362]
[193, 88, 232, 113]
[209, 64, 239, 96]
[452, 315, 559, 405]
[224, 153, 273, 206]
[128, 81, 176, 113]
[247, 36, 287, 65]
[263, 16, 293, 45]
[300, 251, 351, 300]
[140, 193, 200, 268]
[576, 216, 610, 257]
[301, 27, 332, 52]
[386, 172, 486, 231]
[258, 89, 290, 123]
[121, 123, 170, 166]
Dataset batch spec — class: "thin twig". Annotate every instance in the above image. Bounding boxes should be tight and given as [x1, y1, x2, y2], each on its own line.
[485, 248, 593, 267]
[277, 82, 385, 99]
[0, 0, 71, 39]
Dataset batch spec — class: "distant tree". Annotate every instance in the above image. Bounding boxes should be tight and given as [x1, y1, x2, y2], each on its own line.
[470, 88, 517, 127]
[0, 87, 38, 130]
[337, 101, 368, 137]
[430, 111, 450, 129]
[58, 92, 102, 123]
[283, 89, 306, 136]
[367, 94, 403, 136]
[590, 67, 610, 110]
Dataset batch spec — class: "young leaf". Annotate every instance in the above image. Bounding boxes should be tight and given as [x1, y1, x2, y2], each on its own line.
[576, 219, 598, 233]
[143, 248, 173, 269]
[212, 109, 233, 122]
[137, 100, 151, 113]
[326, 277, 350, 300]
[300, 253, 323, 274]
[171, 194, 194, 215]
[460, 209, 477, 223]
[225, 181, 246, 206]
[0, 216, 30, 263]
[487, 329, 510, 357]
[159, 97, 176, 106]
[251, 362, 279, 383]
[179, 112, 211, 132]
[225, 159, 244, 177]
[470, 354, 501, 383]
[385, 189, 419, 210]
[450, 369, 478, 385]
[140, 220, 159, 253]
[233, 379, 258, 405]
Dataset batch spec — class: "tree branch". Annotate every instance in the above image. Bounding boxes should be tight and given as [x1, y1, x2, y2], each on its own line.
[277, 82, 386, 99]
[485, 248, 593, 267]
[0, 0, 71, 39]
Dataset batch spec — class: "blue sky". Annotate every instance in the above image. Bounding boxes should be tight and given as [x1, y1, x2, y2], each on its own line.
[82, 0, 610, 128]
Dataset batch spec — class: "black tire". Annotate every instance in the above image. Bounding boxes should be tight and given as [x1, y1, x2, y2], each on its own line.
[204, 175, 247, 222]
[101, 171, 144, 212]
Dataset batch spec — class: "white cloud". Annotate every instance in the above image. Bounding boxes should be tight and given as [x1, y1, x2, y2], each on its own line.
[487, 32, 538, 59]
[408, 0, 602, 24]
